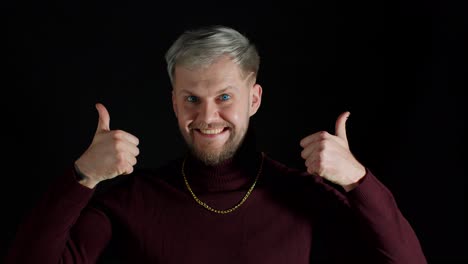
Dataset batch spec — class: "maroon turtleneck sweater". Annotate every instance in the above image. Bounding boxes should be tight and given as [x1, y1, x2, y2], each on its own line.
[5, 150, 427, 263]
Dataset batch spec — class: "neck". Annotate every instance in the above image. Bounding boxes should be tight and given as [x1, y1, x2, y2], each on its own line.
[183, 128, 261, 193]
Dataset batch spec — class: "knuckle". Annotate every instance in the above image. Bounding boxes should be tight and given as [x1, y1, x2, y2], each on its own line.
[116, 152, 126, 161]
[319, 131, 328, 139]
[319, 159, 325, 168]
[315, 161, 325, 175]
[112, 130, 125, 139]
[117, 163, 128, 174]
[116, 156, 127, 168]
[113, 141, 123, 150]
[317, 156, 326, 168]
[317, 167, 325, 176]
[319, 140, 327, 150]
[135, 147, 140, 156]
[116, 166, 126, 175]
[300, 149, 307, 159]
[317, 141, 326, 153]
[318, 151, 326, 160]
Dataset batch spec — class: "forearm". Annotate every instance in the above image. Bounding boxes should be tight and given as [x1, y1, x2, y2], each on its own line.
[346, 169, 427, 263]
[4, 167, 110, 264]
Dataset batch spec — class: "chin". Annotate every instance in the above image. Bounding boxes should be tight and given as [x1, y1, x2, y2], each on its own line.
[191, 146, 236, 166]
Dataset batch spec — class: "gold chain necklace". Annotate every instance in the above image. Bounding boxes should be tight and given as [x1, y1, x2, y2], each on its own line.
[181, 152, 265, 214]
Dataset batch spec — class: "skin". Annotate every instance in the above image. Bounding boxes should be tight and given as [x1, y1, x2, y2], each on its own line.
[75, 55, 365, 191]
[171, 55, 262, 165]
[300, 111, 366, 192]
[75, 103, 140, 189]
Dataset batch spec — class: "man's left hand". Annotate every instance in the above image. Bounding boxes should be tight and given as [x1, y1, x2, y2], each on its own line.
[300, 111, 366, 192]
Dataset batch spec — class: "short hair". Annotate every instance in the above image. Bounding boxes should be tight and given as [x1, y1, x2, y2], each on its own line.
[165, 25, 260, 84]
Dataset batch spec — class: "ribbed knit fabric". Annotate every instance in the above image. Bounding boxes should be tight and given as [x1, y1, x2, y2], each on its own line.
[5, 132, 427, 263]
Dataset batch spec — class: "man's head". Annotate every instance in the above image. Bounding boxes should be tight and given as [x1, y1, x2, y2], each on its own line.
[165, 26, 262, 165]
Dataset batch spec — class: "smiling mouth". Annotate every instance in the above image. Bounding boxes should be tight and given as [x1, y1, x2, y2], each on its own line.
[200, 128, 224, 134]
[194, 127, 229, 136]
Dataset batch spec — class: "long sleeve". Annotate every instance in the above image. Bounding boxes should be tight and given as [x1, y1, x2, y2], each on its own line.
[342, 169, 427, 263]
[4, 167, 112, 264]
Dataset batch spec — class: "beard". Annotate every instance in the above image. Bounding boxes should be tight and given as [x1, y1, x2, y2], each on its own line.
[181, 121, 248, 166]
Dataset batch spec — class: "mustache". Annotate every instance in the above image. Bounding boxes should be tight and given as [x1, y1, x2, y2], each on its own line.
[189, 122, 233, 130]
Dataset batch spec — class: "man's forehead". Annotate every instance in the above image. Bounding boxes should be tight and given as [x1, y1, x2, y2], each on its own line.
[173, 67, 245, 93]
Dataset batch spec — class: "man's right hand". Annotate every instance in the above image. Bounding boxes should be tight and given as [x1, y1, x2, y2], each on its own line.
[74, 103, 140, 189]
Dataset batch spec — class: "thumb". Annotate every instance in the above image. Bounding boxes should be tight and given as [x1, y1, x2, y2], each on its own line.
[95, 103, 110, 132]
[335, 111, 350, 143]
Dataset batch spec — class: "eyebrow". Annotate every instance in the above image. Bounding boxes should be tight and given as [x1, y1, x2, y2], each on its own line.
[179, 86, 238, 95]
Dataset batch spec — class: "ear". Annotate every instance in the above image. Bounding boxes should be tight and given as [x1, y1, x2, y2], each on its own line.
[249, 84, 262, 117]
[172, 90, 178, 118]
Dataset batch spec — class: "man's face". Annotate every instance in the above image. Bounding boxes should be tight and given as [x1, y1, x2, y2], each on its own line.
[172, 56, 262, 165]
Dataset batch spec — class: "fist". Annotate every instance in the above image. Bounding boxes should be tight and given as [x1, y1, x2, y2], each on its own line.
[75, 103, 140, 188]
[300, 111, 366, 191]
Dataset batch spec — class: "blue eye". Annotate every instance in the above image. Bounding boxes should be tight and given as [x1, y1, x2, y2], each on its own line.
[220, 94, 231, 101]
[187, 96, 198, 103]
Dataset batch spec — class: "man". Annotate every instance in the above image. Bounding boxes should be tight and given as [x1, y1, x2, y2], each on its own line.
[5, 25, 427, 263]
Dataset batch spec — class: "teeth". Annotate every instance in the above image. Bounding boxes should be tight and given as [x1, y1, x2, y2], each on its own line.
[199, 128, 224, 135]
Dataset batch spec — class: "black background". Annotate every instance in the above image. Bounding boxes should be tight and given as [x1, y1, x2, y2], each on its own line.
[3, 0, 466, 262]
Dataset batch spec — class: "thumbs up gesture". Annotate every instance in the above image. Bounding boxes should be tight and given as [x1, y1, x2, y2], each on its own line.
[300, 112, 366, 192]
[74, 103, 140, 188]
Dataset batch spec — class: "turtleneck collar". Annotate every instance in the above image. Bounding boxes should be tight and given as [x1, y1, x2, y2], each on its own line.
[182, 127, 263, 193]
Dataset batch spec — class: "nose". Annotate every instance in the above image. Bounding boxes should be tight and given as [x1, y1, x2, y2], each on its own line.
[197, 101, 220, 124]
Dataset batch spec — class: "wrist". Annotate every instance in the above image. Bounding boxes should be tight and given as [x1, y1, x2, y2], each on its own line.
[78, 177, 99, 189]
[74, 163, 98, 189]
[342, 165, 366, 192]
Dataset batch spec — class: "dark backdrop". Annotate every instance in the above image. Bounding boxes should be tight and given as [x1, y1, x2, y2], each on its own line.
[3, 0, 466, 262]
